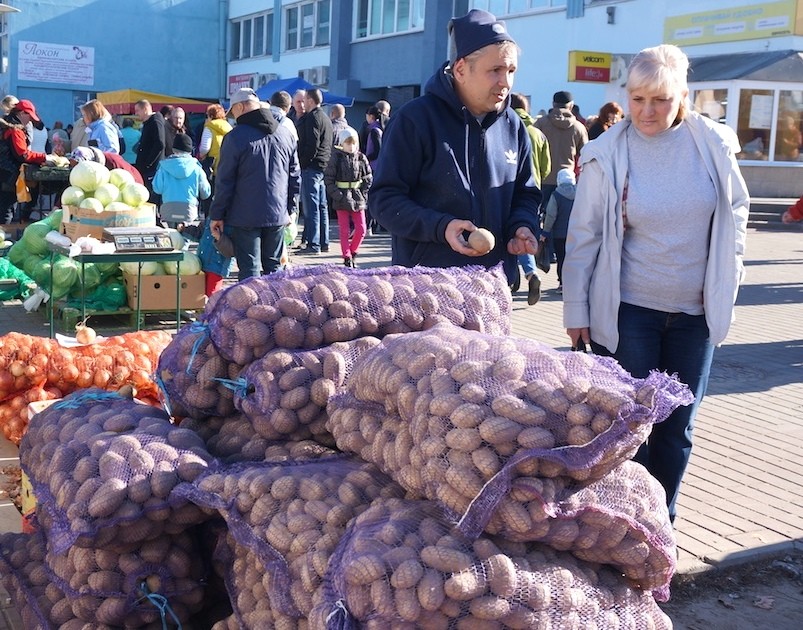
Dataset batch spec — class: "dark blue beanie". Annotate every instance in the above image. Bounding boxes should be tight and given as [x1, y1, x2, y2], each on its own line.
[448, 9, 515, 62]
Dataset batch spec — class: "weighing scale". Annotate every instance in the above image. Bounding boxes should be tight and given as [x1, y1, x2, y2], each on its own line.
[102, 227, 174, 252]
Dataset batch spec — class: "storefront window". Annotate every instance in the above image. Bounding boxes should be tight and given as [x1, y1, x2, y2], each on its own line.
[693, 88, 727, 123]
[774, 90, 803, 162]
[735, 88, 773, 161]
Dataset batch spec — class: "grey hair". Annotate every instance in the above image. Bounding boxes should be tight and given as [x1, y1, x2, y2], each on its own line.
[627, 44, 689, 96]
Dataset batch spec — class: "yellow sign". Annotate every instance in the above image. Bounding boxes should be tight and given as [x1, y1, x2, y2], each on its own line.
[568, 51, 612, 83]
[664, 1, 797, 45]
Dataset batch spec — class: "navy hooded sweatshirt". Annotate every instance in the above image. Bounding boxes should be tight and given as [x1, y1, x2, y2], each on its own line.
[370, 61, 541, 284]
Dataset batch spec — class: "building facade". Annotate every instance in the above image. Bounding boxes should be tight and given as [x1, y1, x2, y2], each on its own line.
[0, 0, 223, 127]
[229, 0, 803, 195]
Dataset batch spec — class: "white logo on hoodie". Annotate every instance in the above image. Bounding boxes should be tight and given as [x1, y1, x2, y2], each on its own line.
[504, 149, 517, 165]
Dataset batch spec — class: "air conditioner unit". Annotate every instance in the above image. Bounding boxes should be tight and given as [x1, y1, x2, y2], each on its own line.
[256, 72, 279, 88]
[299, 66, 329, 85]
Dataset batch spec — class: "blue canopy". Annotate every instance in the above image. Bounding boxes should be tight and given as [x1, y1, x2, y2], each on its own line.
[255, 77, 354, 107]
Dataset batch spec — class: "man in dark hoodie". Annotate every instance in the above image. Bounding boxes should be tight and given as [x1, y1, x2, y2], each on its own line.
[369, 9, 541, 285]
[209, 87, 300, 280]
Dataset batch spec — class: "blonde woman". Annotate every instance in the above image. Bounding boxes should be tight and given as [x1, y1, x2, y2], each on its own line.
[563, 44, 749, 523]
[80, 99, 120, 153]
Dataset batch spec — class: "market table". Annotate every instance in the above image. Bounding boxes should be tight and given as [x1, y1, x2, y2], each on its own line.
[46, 243, 185, 338]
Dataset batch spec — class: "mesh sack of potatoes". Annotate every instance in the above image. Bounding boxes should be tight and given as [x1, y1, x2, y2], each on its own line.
[210, 526, 318, 629]
[327, 323, 692, 533]
[204, 263, 511, 365]
[43, 529, 207, 627]
[501, 460, 676, 599]
[311, 497, 672, 630]
[20, 388, 215, 554]
[175, 457, 406, 621]
[0, 530, 57, 629]
[180, 413, 339, 464]
[231, 337, 381, 446]
[157, 321, 241, 420]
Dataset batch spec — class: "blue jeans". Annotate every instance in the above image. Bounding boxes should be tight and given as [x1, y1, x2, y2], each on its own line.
[301, 168, 328, 251]
[590, 302, 715, 522]
[230, 225, 285, 280]
[518, 254, 536, 277]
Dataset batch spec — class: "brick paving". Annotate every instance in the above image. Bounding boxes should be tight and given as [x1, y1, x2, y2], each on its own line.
[0, 224, 801, 626]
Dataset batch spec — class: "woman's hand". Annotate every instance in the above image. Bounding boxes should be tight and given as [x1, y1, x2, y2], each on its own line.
[567, 327, 590, 350]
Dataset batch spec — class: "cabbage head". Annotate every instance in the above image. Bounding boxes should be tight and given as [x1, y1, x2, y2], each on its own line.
[119, 261, 163, 276]
[163, 252, 202, 276]
[20, 220, 53, 256]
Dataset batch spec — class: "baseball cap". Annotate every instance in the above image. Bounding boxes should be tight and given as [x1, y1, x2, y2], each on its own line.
[553, 91, 574, 106]
[227, 88, 259, 116]
[448, 9, 515, 63]
[13, 99, 40, 123]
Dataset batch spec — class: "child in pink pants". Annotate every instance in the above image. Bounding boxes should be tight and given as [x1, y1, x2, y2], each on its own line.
[324, 127, 372, 267]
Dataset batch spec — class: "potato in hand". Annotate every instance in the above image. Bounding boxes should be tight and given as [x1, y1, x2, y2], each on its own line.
[468, 228, 495, 254]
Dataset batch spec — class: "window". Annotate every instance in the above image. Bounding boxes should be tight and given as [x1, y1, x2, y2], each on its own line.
[286, 1, 331, 51]
[242, 19, 252, 59]
[693, 88, 728, 124]
[355, 0, 424, 39]
[774, 90, 803, 162]
[470, 0, 566, 15]
[231, 12, 274, 61]
[254, 16, 265, 57]
[735, 88, 773, 161]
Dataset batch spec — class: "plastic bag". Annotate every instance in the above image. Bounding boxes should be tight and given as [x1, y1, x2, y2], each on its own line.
[15, 166, 31, 203]
[0, 258, 35, 300]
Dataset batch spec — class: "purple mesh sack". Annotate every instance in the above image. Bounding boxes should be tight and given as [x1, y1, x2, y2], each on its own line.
[157, 321, 241, 420]
[179, 413, 338, 464]
[43, 530, 207, 627]
[327, 323, 692, 538]
[204, 263, 511, 365]
[0, 531, 54, 629]
[175, 457, 405, 621]
[210, 526, 322, 629]
[233, 337, 381, 446]
[503, 460, 676, 599]
[312, 497, 672, 630]
[20, 388, 215, 554]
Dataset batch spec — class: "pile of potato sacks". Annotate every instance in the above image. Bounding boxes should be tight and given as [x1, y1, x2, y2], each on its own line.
[1, 263, 692, 629]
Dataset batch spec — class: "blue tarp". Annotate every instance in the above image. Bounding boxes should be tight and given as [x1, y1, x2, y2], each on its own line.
[254, 77, 354, 107]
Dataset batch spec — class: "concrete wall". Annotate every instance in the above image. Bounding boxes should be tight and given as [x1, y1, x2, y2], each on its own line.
[741, 164, 803, 197]
[3, 0, 222, 126]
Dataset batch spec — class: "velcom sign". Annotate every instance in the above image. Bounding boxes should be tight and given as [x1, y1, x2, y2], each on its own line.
[568, 51, 612, 83]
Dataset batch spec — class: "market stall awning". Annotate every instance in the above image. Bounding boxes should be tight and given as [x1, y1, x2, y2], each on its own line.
[689, 50, 803, 82]
[97, 89, 213, 115]
[254, 77, 354, 107]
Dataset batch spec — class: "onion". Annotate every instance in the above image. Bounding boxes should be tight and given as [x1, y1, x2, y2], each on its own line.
[75, 322, 97, 345]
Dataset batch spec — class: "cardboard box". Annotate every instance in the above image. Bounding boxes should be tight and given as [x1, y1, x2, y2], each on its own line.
[62, 202, 157, 240]
[123, 272, 206, 310]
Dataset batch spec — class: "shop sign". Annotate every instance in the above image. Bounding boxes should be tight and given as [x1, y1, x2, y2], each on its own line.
[664, 0, 796, 45]
[568, 51, 612, 83]
[228, 73, 256, 95]
[18, 41, 94, 86]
